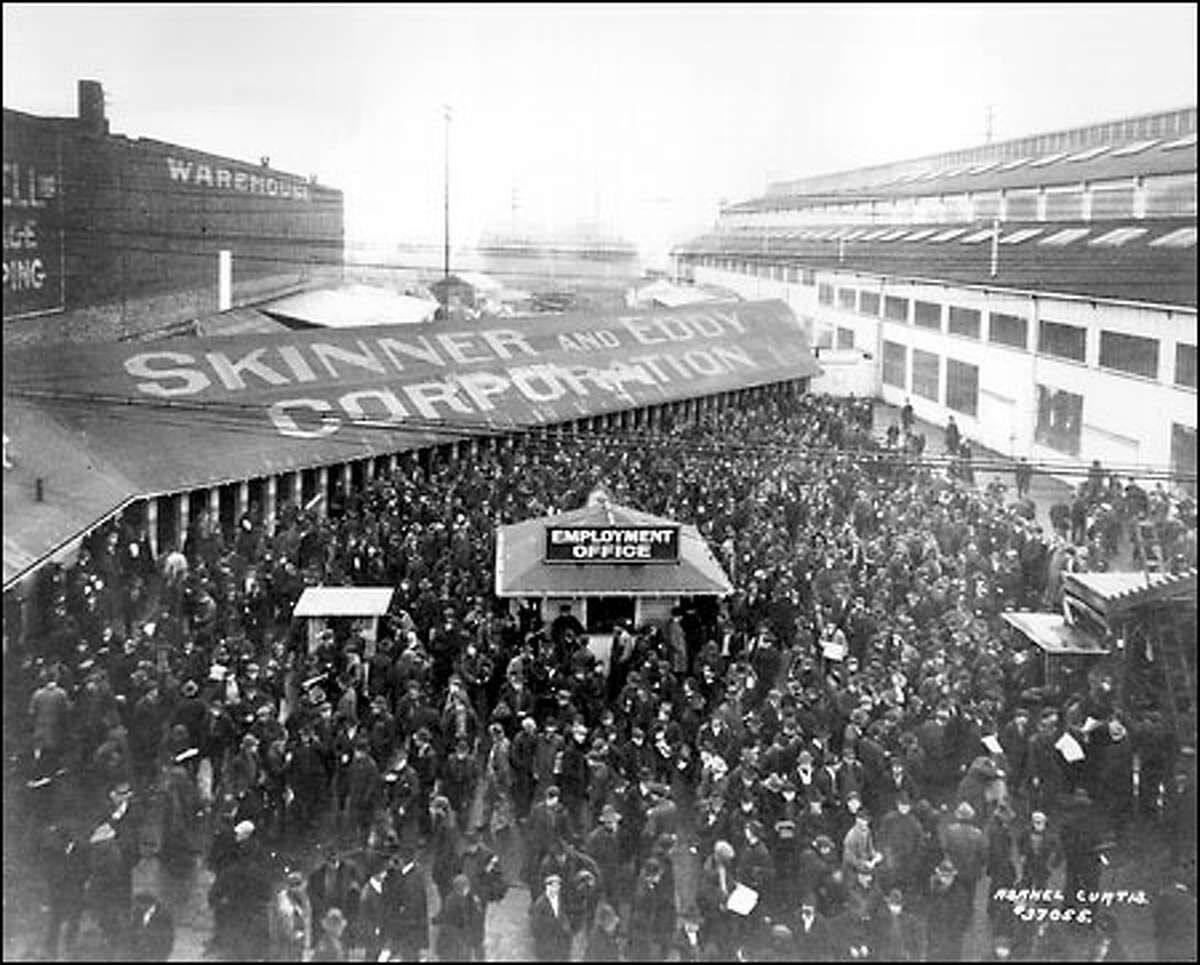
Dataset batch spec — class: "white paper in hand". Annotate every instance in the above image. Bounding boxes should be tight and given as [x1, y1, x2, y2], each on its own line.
[726, 883, 759, 916]
[1055, 732, 1085, 763]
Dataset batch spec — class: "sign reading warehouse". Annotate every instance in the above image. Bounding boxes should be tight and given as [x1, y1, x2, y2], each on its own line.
[545, 525, 679, 563]
[3, 301, 820, 491]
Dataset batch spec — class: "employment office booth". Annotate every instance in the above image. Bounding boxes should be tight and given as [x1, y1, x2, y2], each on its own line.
[494, 489, 733, 664]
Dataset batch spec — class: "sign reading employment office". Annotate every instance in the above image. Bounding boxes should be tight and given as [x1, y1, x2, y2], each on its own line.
[545, 525, 680, 564]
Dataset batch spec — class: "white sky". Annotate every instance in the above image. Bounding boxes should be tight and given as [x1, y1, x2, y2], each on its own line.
[4, 3, 1197, 257]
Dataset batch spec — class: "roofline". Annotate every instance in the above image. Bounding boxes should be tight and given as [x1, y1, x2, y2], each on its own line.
[675, 250, 1198, 315]
[3, 494, 138, 593]
[766, 105, 1197, 196]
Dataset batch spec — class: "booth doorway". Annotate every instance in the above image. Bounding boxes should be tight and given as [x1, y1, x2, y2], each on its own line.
[587, 596, 636, 635]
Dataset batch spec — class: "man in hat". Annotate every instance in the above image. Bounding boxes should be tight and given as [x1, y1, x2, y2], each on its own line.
[344, 736, 384, 845]
[585, 802, 628, 904]
[524, 784, 568, 892]
[161, 747, 203, 873]
[39, 823, 89, 960]
[208, 819, 274, 960]
[127, 891, 175, 962]
[938, 801, 986, 891]
[791, 893, 834, 961]
[628, 857, 675, 961]
[697, 840, 740, 958]
[313, 906, 348, 961]
[877, 792, 925, 895]
[268, 869, 313, 962]
[530, 873, 573, 962]
[872, 888, 925, 962]
[383, 844, 428, 962]
[926, 857, 973, 962]
[1060, 787, 1114, 912]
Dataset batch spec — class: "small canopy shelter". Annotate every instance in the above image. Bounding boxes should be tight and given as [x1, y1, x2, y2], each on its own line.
[292, 586, 395, 656]
[1002, 610, 1111, 689]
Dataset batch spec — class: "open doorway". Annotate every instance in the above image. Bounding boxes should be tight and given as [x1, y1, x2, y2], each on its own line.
[586, 596, 635, 635]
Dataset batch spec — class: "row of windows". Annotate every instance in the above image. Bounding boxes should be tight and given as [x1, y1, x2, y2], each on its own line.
[690, 256, 1197, 389]
[834, 284, 1196, 387]
[881, 342, 981, 417]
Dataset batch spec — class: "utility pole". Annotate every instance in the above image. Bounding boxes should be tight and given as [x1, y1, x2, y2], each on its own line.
[986, 104, 995, 144]
[443, 104, 452, 282]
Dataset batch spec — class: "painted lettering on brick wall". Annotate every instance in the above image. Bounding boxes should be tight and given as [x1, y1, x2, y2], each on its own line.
[2, 152, 65, 318]
[165, 157, 312, 201]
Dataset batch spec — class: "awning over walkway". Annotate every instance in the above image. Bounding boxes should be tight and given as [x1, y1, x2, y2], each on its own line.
[1001, 611, 1111, 656]
[292, 586, 395, 618]
[4, 300, 819, 588]
[1064, 569, 1197, 620]
[495, 494, 732, 598]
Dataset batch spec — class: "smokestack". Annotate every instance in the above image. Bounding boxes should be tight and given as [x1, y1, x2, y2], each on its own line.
[78, 80, 108, 136]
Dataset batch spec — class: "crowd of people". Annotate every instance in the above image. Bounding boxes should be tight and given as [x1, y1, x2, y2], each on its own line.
[7, 390, 1198, 962]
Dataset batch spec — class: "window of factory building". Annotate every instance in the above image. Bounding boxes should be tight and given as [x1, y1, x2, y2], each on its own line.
[989, 312, 1029, 350]
[1035, 384, 1084, 456]
[837, 327, 856, 350]
[1044, 187, 1084, 221]
[818, 283, 835, 305]
[1099, 331, 1160, 380]
[948, 306, 982, 339]
[1144, 172, 1198, 218]
[1039, 319, 1087, 364]
[946, 359, 980, 417]
[838, 287, 858, 311]
[914, 300, 942, 330]
[801, 268, 817, 286]
[816, 324, 834, 349]
[972, 192, 1001, 220]
[1090, 183, 1136, 220]
[882, 341, 907, 389]
[1172, 423, 1197, 498]
[912, 349, 940, 402]
[859, 291, 881, 316]
[1004, 190, 1039, 221]
[785, 266, 799, 283]
[1176, 343, 1197, 389]
[884, 295, 910, 323]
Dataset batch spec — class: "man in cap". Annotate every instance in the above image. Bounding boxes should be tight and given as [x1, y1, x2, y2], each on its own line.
[127, 891, 175, 962]
[529, 873, 573, 962]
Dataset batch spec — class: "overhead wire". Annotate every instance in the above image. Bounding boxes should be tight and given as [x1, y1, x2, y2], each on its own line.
[6, 383, 1196, 484]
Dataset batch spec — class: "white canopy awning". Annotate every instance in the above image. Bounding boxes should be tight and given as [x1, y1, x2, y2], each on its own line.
[293, 586, 395, 618]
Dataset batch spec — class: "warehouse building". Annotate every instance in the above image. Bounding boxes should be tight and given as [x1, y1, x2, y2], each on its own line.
[675, 107, 1197, 489]
[3, 80, 344, 346]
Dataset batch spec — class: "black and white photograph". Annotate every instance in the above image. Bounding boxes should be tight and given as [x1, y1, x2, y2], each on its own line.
[2, 3, 1197, 961]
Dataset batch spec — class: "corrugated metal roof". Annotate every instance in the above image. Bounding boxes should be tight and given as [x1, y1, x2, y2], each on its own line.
[677, 218, 1198, 307]
[3, 301, 820, 588]
[1064, 569, 1197, 618]
[494, 499, 732, 597]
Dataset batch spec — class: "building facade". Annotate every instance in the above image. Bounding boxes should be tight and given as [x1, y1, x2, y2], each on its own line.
[675, 108, 1197, 489]
[3, 80, 344, 346]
